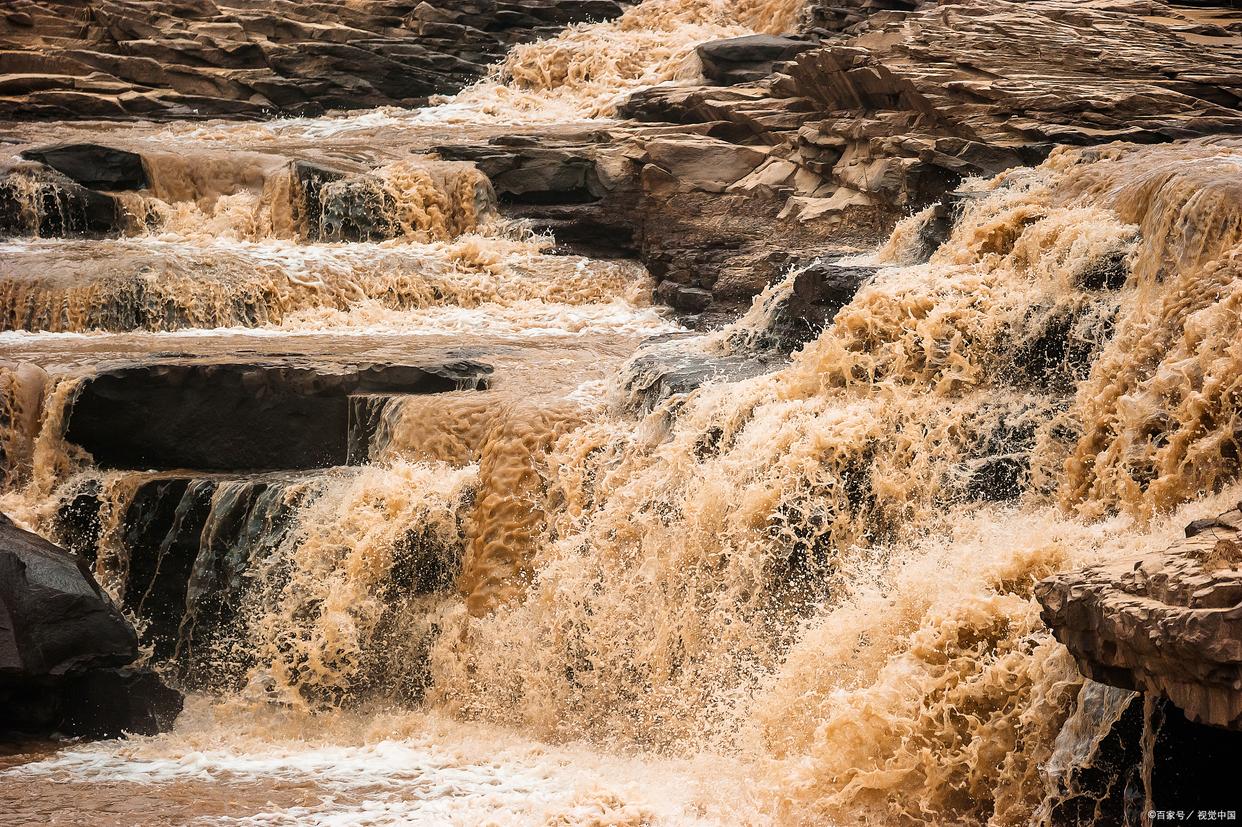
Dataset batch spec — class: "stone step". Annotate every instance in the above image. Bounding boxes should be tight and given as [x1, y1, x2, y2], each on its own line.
[63, 360, 493, 471]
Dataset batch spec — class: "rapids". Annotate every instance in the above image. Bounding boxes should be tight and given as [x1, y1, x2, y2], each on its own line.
[2, 0, 1242, 824]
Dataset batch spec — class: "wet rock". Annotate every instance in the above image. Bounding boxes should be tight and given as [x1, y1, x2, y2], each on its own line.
[615, 0, 1242, 310]
[655, 281, 713, 313]
[623, 335, 787, 410]
[316, 176, 398, 242]
[1044, 683, 1240, 823]
[760, 261, 875, 351]
[0, 512, 182, 738]
[697, 34, 816, 86]
[0, 167, 122, 238]
[20, 143, 148, 190]
[1075, 248, 1132, 291]
[1037, 504, 1242, 730]
[0, 512, 137, 678]
[58, 667, 184, 738]
[64, 360, 493, 471]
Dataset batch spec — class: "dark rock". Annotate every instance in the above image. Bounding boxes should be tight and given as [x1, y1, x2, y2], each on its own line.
[1044, 684, 1241, 823]
[656, 281, 713, 313]
[0, 512, 182, 738]
[623, 335, 787, 410]
[59, 666, 184, 738]
[64, 361, 494, 471]
[20, 143, 148, 190]
[760, 261, 875, 351]
[0, 512, 136, 680]
[697, 34, 816, 85]
[0, 168, 123, 238]
[1076, 248, 1132, 291]
[316, 176, 398, 242]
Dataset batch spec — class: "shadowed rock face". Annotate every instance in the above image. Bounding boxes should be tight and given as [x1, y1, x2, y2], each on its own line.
[1037, 506, 1242, 730]
[0, 512, 183, 738]
[64, 360, 494, 471]
[0, 0, 630, 119]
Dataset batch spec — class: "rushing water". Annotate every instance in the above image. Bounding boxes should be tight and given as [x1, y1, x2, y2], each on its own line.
[3, 0, 1242, 823]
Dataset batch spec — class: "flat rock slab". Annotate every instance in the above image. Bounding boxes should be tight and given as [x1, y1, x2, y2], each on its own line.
[1037, 506, 1242, 730]
[65, 360, 493, 471]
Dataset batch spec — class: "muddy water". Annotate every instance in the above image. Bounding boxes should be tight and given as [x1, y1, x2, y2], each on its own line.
[3, 0, 1242, 823]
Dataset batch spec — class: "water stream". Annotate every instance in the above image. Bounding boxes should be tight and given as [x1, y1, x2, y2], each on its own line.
[2, 0, 1241, 824]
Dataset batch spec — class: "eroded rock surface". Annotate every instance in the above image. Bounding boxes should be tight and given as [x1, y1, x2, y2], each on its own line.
[1037, 506, 1242, 730]
[614, 0, 1242, 308]
[0, 0, 629, 119]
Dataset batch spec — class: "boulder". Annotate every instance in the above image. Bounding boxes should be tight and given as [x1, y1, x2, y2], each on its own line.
[1036, 505, 1242, 730]
[622, 335, 787, 410]
[758, 261, 875, 351]
[0, 167, 123, 238]
[0, 512, 182, 738]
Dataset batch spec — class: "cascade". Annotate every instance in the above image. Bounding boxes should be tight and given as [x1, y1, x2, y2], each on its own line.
[1, 0, 1241, 823]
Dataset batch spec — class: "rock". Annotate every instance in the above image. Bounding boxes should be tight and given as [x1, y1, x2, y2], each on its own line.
[644, 136, 767, 193]
[758, 261, 875, 350]
[1043, 682, 1240, 822]
[1036, 504, 1242, 730]
[0, 511, 137, 679]
[655, 281, 713, 313]
[0, 512, 182, 738]
[611, 0, 1242, 311]
[316, 176, 398, 242]
[0, 0, 631, 120]
[58, 667, 184, 738]
[20, 143, 147, 190]
[697, 34, 816, 86]
[64, 360, 494, 471]
[622, 335, 787, 410]
[0, 166, 123, 238]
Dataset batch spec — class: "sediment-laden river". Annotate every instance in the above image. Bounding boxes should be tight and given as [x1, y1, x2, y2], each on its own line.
[2, 0, 1242, 824]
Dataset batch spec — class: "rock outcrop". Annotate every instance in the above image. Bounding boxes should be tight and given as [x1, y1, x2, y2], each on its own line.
[65, 360, 494, 471]
[0, 0, 629, 119]
[0, 512, 182, 738]
[614, 0, 1242, 309]
[1037, 506, 1242, 730]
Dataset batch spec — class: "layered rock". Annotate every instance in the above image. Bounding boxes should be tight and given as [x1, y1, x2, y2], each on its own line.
[1037, 506, 1242, 730]
[0, 512, 182, 738]
[0, 0, 629, 119]
[613, 0, 1242, 308]
[64, 359, 493, 471]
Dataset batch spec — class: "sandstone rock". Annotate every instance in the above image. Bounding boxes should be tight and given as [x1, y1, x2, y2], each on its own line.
[613, 0, 1242, 312]
[0, 0, 631, 119]
[697, 34, 816, 86]
[64, 360, 494, 471]
[0, 512, 183, 738]
[1037, 505, 1242, 730]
